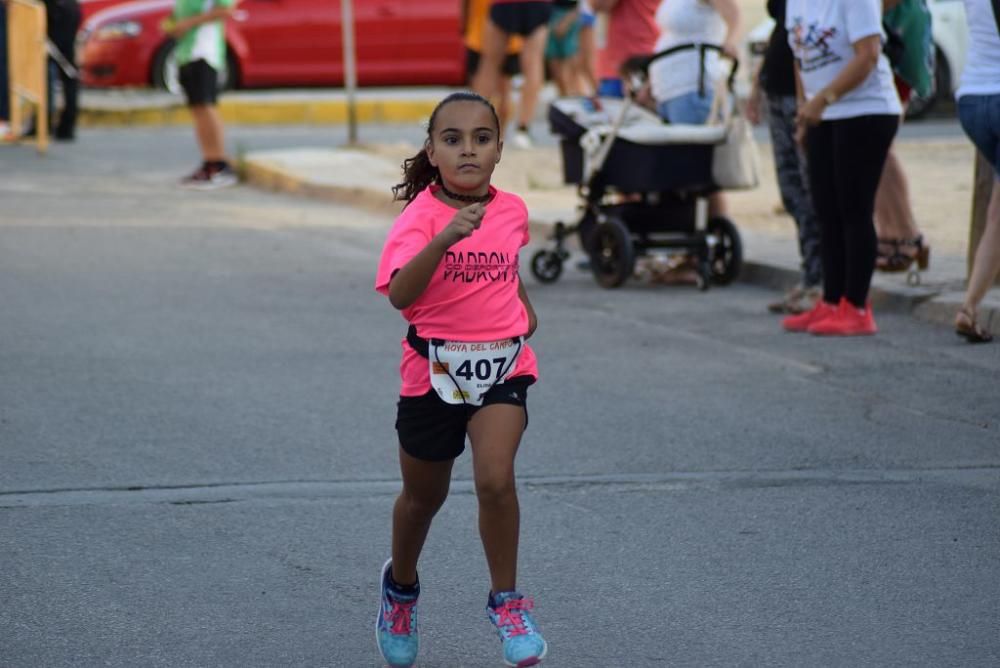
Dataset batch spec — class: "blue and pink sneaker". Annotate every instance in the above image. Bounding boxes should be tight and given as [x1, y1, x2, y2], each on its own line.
[375, 559, 419, 668]
[487, 590, 548, 667]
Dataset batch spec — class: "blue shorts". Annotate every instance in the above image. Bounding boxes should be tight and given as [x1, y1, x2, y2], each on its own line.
[545, 7, 580, 60]
[597, 78, 624, 99]
[958, 94, 1000, 178]
[656, 90, 714, 124]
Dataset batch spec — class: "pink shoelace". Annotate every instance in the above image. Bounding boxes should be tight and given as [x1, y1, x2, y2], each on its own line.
[494, 598, 535, 638]
[385, 599, 416, 635]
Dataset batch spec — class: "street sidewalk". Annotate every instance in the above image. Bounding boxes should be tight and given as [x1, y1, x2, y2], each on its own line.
[75, 86, 998, 334]
[240, 138, 1000, 336]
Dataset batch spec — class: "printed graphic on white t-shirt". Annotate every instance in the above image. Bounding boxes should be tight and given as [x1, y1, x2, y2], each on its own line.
[786, 0, 901, 120]
[793, 20, 841, 73]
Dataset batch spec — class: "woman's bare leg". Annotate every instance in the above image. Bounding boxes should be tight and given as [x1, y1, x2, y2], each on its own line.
[960, 180, 1000, 319]
[473, 19, 509, 105]
[874, 147, 920, 241]
[515, 27, 550, 131]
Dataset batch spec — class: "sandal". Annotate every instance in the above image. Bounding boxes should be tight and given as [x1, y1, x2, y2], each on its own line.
[876, 235, 930, 273]
[955, 307, 993, 344]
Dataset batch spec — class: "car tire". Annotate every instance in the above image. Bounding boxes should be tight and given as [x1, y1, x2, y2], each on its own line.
[151, 39, 179, 93]
[151, 41, 238, 95]
[932, 47, 951, 104]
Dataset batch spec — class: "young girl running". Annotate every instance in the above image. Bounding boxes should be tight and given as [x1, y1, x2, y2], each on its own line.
[373, 91, 547, 668]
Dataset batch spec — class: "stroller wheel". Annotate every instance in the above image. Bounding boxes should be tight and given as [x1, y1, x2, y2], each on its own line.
[590, 217, 635, 289]
[530, 249, 564, 284]
[707, 216, 743, 286]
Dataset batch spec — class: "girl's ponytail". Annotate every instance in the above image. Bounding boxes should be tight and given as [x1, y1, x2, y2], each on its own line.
[392, 145, 439, 206]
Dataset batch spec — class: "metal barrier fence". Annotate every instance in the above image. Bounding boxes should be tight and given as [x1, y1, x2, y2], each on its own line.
[7, 0, 47, 152]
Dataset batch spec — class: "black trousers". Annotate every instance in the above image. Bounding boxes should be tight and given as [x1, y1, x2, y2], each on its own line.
[805, 114, 898, 307]
[48, 5, 81, 137]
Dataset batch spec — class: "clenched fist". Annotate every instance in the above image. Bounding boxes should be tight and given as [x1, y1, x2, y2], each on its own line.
[437, 203, 485, 248]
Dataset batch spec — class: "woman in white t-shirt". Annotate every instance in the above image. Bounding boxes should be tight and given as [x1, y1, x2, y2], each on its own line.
[954, 0, 1000, 343]
[781, 0, 902, 337]
[648, 0, 741, 123]
[648, 0, 742, 218]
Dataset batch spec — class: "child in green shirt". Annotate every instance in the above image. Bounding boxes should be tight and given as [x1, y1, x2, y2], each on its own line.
[163, 0, 238, 189]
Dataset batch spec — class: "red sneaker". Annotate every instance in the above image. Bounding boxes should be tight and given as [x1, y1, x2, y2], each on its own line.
[782, 299, 838, 332]
[808, 299, 877, 336]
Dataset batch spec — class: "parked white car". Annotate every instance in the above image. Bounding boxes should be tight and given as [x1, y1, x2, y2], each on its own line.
[746, 0, 968, 118]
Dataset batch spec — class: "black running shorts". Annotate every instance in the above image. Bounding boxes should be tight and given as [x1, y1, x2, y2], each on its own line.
[489, 1, 553, 37]
[395, 376, 534, 462]
[179, 59, 219, 106]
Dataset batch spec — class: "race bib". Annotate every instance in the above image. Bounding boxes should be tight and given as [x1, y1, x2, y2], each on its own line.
[429, 337, 523, 406]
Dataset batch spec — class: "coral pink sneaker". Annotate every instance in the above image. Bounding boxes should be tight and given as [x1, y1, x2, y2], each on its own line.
[808, 299, 877, 336]
[782, 299, 838, 332]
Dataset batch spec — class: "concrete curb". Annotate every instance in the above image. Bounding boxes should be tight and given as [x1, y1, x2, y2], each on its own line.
[79, 98, 439, 128]
[240, 153, 402, 215]
[733, 260, 946, 318]
[914, 291, 1000, 335]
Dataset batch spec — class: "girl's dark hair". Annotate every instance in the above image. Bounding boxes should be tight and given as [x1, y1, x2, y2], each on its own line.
[392, 91, 501, 205]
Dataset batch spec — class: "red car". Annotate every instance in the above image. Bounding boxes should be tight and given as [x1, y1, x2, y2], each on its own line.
[78, 0, 467, 91]
[81, 0, 132, 23]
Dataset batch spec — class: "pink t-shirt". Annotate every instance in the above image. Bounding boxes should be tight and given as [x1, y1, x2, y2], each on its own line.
[597, 0, 660, 80]
[375, 185, 539, 396]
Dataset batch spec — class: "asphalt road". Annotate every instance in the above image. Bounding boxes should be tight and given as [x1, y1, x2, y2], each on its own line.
[1, 127, 998, 667]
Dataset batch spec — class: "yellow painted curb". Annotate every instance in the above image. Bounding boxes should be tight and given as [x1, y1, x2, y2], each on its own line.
[79, 98, 439, 127]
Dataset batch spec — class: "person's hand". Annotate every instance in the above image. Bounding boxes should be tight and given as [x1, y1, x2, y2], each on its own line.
[161, 17, 184, 38]
[796, 95, 826, 129]
[554, 10, 578, 38]
[794, 95, 827, 146]
[633, 82, 655, 110]
[437, 203, 485, 247]
[721, 38, 740, 62]
[794, 121, 807, 147]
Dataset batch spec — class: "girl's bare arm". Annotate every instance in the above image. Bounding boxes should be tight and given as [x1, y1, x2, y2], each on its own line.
[518, 278, 538, 338]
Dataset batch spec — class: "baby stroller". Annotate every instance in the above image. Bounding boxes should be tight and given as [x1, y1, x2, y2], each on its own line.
[530, 44, 751, 289]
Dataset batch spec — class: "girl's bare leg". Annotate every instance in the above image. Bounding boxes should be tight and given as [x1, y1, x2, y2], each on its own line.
[467, 403, 526, 593]
[390, 447, 455, 584]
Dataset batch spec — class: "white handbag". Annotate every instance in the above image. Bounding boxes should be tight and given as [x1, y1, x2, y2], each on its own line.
[707, 77, 761, 191]
[711, 113, 760, 190]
